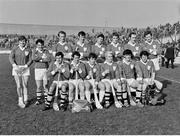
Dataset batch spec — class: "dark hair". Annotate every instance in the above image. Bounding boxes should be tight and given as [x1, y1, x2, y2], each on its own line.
[129, 32, 136, 38]
[55, 52, 64, 58]
[123, 49, 133, 56]
[112, 32, 119, 38]
[78, 31, 86, 37]
[18, 36, 27, 42]
[88, 52, 97, 59]
[36, 39, 44, 45]
[144, 31, 152, 37]
[97, 34, 105, 39]
[72, 51, 81, 58]
[58, 31, 66, 37]
[140, 50, 149, 57]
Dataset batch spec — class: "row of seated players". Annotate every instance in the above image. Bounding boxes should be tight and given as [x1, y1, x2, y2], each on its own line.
[42, 49, 163, 111]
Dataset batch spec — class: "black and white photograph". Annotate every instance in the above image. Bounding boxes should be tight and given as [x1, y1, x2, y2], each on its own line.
[0, 0, 180, 135]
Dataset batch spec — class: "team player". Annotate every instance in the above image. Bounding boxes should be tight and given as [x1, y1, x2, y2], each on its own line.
[124, 32, 142, 61]
[32, 39, 52, 105]
[74, 31, 91, 60]
[84, 52, 105, 107]
[143, 31, 162, 71]
[42, 52, 70, 111]
[106, 32, 124, 62]
[68, 51, 87, 106]
[52, 31, 73, 61]
[91, 34, 106, 63]
[9, 36, 33, 108]
[136, 50, 163, 104]
[99, 51, 124, 108]
[118, 49, 144, 107]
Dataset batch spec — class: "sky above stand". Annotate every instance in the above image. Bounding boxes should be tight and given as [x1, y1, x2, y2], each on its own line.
[0, 0, 180, 28]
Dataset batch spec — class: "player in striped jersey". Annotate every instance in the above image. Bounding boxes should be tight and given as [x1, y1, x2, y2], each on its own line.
[9, 36, 33, 108]
[118, 49, 144, 107]
[74, 31, 92, 61]
[84, 53, 105, 107]
[42, 52, 70, 111]
[142, 31, 162, 71]
[91, 34, 106, 63]
[52, 31, 73, 61]
[32, 39, 52, 105]
[106, 32, 124, 62]
[136, 51, 163, 105]
[124, 32, 142, 61]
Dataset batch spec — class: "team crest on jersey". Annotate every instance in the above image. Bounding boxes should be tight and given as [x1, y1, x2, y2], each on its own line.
[65, 46, 68, 51]
[24, 51, 29, 56]
[84, 47, 87, 52]
[147, 65, 151, 70]
[153, 45, 156, 49]
[102, 48, 105, 52]
[113, 66, 116, 71]
[130, 64, 134, 69]
[118, 47, 121, 50]
[93, 68, 97, 73]
[135, 46, 139, 50]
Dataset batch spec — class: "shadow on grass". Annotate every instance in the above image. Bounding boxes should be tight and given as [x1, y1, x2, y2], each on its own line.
[162, 80, 172, 88]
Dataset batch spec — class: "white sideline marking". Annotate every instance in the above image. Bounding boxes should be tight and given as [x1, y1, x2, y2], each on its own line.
[157, 75, 180, 84]
[0, 50, 11, 54]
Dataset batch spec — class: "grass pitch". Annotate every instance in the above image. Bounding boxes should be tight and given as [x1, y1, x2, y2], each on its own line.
[0, 54, 180, 135]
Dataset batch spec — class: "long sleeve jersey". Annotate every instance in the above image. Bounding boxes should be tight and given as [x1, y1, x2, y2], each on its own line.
[91, 43, 107, 59]
[106, 42, 124, 57]
[136, 60, 155, 79]
[9, 45, 33, 67]
[69, 61, 87, 80]
[32, 48, 52, 69]
[74, 41, 92, 60]
[47, 61, 71, 81]
[99, 61, 119, 80]
[52, 42, 73, 54]
[124, 42, 142, 58]
[84, 61, 101, 82]
[142, 40, 162, 59]
[118, 60, 141, 79]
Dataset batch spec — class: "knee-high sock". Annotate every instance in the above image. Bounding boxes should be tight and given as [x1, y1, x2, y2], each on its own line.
[136, 90, 142, 102]
[45, 93, 53, 107]
[60, 92, 68, 106]
[116, 91, 122, 102]
[104, 92, 111, 104]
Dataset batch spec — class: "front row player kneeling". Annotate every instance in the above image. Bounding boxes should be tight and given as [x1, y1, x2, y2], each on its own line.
[42, 52, 70, 111]
[136, 50, 165, 105]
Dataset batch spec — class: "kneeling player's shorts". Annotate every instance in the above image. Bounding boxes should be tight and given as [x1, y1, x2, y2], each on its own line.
[143, 78, 163, 90]
[35, 68, 47, 80]
[53, 80, 68, 88]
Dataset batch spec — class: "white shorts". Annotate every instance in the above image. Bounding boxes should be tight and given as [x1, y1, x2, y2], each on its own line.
[53, 80, 68, 88]
[12, 65, 30, 76]
[143, 78, 163, 90]
[151, 58, 160, 71]
[84, 79, 96, 93]
[126, 78, 138, 92]
[35, 68, 47, 80]
[69, 79, 83, 86]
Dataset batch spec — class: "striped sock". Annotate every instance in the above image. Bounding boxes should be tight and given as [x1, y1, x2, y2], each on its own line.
[122, 91, 128, 104]
[136, 90, 142, 102]
[116, 92, 122, 102]
[104, 92, 111, 105]
[60, 92, 68, 106]
[45, 93, 53, 107]
[36, 91, 42, 102]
